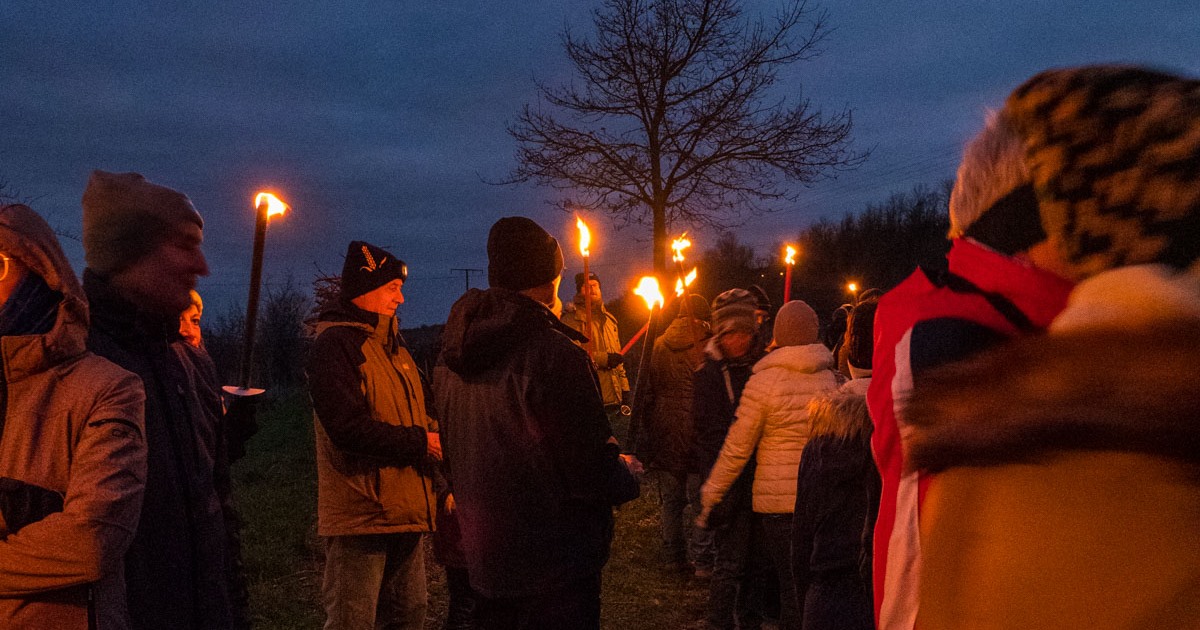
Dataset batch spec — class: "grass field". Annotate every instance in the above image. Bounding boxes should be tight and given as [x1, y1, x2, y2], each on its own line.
[234, 391, 710, 629]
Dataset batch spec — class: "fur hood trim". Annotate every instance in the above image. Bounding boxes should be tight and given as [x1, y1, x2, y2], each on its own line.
[905, 318, 1200, 473]
[807, 379, 873, 443]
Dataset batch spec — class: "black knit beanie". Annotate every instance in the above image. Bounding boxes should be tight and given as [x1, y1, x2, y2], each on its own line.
[487, 217, 564, 291]
[340, 240, 407, 301]
[574, 271, 600, 294]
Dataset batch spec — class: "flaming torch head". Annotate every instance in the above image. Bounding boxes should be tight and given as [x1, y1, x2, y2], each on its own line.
[255, 192, 289, 220]
[785, 245, 797, 266]
[674, 267, 698, 297]
[848, 282, 859, 294]
[634, 276, 664, 311]
[576, 217, 591, 258]
[671, 234, 691, 263]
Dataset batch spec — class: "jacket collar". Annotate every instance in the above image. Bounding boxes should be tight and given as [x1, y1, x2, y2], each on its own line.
[947, 238, 1074, 329]
[83, 269, 179, 348]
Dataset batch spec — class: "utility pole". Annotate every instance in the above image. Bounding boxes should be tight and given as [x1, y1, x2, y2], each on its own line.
[451, 268, 484, 293]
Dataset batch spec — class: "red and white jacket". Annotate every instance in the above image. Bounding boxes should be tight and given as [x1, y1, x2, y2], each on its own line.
[866, 239, 1071, 629]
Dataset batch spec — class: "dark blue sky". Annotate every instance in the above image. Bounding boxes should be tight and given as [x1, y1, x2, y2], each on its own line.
[2, 1, 1197, 326]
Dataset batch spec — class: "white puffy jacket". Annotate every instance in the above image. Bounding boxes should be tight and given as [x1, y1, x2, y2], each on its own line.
[701, 343, 837, 514]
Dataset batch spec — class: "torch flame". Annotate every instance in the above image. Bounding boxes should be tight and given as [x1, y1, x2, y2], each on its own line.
[674, 267, 698, 297]
[671, 234, 691, 263]
[847, 282, 859, 293]
[633, 276, 664, 311]
[255, 192, 289, 219]
[785, 245, 797, 266]
[576, 217, 591, 258]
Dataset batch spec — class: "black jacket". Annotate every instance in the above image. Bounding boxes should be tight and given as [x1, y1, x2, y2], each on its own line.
[692, 348, 759, 475]
[433, 288, 638, 599]
[84, 271, 250, 630]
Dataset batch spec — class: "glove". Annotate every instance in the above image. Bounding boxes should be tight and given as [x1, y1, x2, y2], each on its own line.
[605, 352, 625, 369]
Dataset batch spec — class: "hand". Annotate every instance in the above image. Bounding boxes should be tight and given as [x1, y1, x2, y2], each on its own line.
[620, 454, 645, 477]
[605, 352, 625, 369]
[444, 493, 456, 514]
[426, 432, 443, 461]
[695, 506, 713, 530]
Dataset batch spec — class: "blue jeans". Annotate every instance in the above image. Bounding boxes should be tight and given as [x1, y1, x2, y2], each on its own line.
[321, 533, 427, 630]
[656, 470, 714, 568]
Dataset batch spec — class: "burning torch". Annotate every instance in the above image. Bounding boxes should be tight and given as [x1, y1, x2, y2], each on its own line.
[576, 216, 596, 354]
[224, 192, 289, 397]
[783, 245, 797, 303]
[671, 235, 705, 367]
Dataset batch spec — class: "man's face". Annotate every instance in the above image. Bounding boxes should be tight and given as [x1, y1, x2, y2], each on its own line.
[112, 222, 209, 316]
[351, 278, 405, 316]
[580, 279, 602, 303]
[717, 330, 754, 359]
[179, 304, 202, 347]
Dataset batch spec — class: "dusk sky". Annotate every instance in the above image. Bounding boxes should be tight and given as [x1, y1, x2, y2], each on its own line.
[2, 1, 1197, 326]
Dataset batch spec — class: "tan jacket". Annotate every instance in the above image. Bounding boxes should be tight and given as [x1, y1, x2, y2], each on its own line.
[0, 204, 147, 629]
[561, 300, 629, 406]
[309, 305, 436, 537]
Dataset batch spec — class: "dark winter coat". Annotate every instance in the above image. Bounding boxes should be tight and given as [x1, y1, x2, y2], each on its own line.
[307, 299, 437, 537]
[630, 315, 710, 472]
[84, 270, 250, 630]
[793, 379, 879, 630]
[693, 342, 760, 475]
[433, 288, 639, 599]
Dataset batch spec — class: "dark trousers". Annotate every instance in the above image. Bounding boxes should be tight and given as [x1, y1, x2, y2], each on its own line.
[444, 566, 480, 630]
[475, 572, 602, 630]
[801, 570, 874, 630]
[759, 513, 800, 630]
[706, 508, 770, 630]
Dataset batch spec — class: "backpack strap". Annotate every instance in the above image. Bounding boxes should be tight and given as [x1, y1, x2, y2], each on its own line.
[921, 265, 1039, 334]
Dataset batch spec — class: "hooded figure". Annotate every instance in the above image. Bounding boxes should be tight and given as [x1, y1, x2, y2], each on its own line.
[433, 217, 637, 628]
[907, 65, 1200, 630]
[0, 204, 147, 629]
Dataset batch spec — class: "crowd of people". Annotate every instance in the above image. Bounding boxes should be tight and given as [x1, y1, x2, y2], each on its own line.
[1, 62, 1198, 630]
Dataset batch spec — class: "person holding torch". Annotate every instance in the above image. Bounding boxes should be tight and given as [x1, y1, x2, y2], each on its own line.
[561, 271, 632, 445]
[80, 170, 255, 629]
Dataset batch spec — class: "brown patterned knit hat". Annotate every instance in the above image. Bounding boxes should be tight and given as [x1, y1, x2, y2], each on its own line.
[1004, 65, 1200, 279]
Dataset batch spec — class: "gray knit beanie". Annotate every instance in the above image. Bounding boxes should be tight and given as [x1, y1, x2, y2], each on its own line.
[81, 170, 203, 275]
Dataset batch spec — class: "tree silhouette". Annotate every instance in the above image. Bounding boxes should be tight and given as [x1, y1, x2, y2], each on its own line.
[507, 0, 865, 273]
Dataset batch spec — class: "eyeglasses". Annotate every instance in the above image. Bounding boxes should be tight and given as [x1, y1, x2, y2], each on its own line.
[0, 256, 9, 283]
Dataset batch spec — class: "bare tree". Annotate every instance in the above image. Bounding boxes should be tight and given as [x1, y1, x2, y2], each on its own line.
[507, 0, 865, 273]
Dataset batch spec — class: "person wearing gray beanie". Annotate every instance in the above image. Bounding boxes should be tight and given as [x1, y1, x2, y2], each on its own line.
[79, 170, 255, 628]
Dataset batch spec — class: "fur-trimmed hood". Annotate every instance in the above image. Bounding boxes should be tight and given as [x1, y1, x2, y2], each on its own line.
[905, 319, 1200, 472]
[807, 378, 873, 444]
